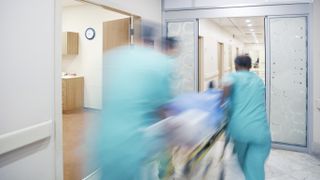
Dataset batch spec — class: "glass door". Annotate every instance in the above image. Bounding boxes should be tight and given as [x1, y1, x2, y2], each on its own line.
[265, 16, 308, 147]
[166, 20, 199, 95]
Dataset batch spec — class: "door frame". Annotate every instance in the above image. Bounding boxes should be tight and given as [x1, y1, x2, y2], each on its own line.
[198, 36, 204, 91]
[54, 1, 141, 179]
[217, 42, 224, 82]
[163, 3, 313, 153]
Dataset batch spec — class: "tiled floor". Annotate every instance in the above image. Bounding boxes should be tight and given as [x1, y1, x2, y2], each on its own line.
[63, 110, 320, 180]
[203, 141, 320, 180]
[86, 145, 320, 180]
[265, 149, 320, 180]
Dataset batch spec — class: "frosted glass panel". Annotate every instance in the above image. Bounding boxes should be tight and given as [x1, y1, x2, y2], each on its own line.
[269, 17, 307, 146]
[167, 21, 196, 94]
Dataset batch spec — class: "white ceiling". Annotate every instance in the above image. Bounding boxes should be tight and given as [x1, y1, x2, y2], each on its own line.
[62, 0, 83, 7]
[211, 17, 265, 44]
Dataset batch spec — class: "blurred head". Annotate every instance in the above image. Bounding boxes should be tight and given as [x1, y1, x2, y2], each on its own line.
[234, 55, 252, 71]
[161, 37, 179, 56]
[140, 21, 160, 47]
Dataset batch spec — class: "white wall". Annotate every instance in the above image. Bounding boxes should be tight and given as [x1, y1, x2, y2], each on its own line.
[92, 0, 162, 23]
[0, 0, 55, 179]
[244, 44, 265, 81]
[62, 4, 128, 109]
[311, 0, 320, 156]
[199, 19, 244, 89]
[244, 44, 265, 63]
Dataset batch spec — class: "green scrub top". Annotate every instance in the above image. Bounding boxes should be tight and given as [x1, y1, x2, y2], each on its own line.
[224, 71, 271, 144]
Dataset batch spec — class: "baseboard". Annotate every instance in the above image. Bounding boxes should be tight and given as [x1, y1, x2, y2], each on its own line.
[311, 142, 320, 158]
[82, 168, 101, 180]
[83, 107, 101, 111]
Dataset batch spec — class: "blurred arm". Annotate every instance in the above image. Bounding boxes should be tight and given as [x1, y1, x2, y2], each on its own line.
[221, 84, 231, 107]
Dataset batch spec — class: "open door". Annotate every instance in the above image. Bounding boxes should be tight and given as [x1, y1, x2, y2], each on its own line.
[198, 36, 204, 91]
[217, 42, 224, 83]
[103, 16, 141, 52]
[228, 45, 233, 72]
[103, 18, 130, 52]
[265, 15, 308, 150]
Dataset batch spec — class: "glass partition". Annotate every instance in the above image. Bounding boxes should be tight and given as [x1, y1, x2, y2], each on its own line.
[268, 16, 308, 146]
[167, 20, 198, 94]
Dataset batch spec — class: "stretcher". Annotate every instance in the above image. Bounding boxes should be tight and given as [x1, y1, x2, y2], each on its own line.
[145, 90, 230, 180]
[161, 120, 230, 180]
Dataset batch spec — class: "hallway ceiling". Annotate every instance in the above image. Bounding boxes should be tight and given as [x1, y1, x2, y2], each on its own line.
[212, 17, 265, 44]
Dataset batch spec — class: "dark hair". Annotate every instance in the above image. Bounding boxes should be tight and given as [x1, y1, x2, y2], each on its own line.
[162, 37, 179, 50]
[234, 55, 252, 68]
[140, 21, 159, 46]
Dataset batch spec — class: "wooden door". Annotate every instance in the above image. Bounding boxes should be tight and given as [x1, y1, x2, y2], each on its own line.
[103, 18, 130, 52]
[198, 36, 204, 91]
[228, 45, 233, 72]
[217, 42, 224, 81]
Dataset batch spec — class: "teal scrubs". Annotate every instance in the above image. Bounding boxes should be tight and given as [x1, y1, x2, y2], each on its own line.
[224, 71, 271, 180]
[97, 46, 173, 180]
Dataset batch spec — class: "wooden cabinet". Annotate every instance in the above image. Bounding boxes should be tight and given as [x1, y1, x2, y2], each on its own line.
[62, 32, 79, 55]
[62, 76, 84, 112]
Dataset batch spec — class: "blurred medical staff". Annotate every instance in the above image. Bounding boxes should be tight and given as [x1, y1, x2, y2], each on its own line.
[96, 23, 174, 180]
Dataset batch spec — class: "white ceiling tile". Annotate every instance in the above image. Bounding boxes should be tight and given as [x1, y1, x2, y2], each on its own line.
[210, 16, 265, 45]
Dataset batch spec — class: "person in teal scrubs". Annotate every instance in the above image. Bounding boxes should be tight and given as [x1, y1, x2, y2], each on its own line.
[222, 55, 271, 180]
[95, 25, 174, 180]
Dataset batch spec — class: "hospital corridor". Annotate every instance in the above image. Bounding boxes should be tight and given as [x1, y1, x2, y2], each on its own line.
[1, 0, 320, 180]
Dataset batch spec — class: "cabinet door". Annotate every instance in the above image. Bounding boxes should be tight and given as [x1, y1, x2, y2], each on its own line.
[62, 32, 79, 55]
[62, 77, 84, 112]
[62, 79, 67, 111]
[65, 79, 74, 111]
[72, 78, 84, 109]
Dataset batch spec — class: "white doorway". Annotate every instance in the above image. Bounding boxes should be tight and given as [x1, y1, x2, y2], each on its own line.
[164, 4, 311, 152]
[60, 0, 140, 179]
[198, 17, 265, 89]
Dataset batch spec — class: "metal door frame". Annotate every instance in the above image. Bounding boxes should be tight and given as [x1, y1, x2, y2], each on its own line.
[163, 3, 313, 152]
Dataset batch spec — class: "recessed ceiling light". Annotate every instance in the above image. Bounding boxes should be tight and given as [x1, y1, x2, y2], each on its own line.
[248, 24, 253, 27]
[246, 19, 251, 23]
